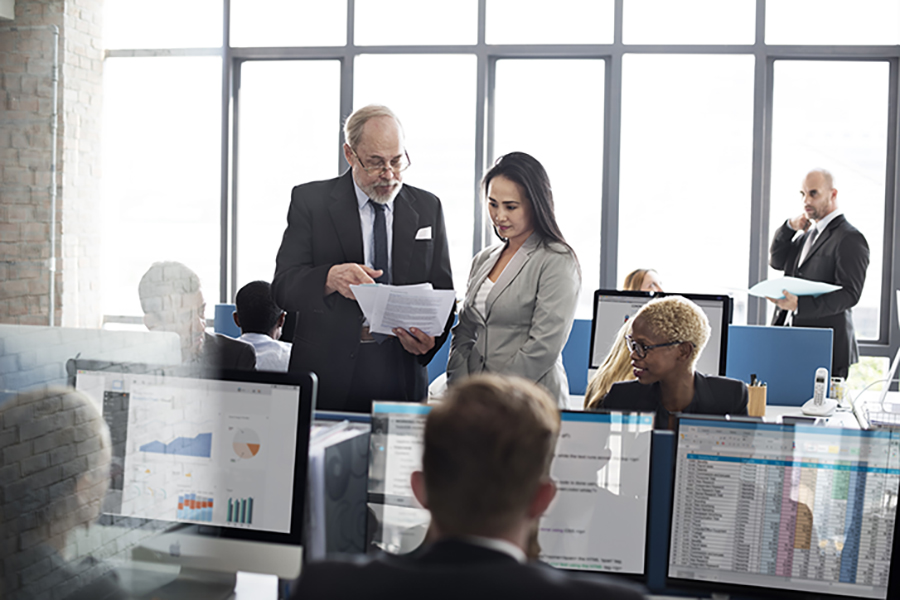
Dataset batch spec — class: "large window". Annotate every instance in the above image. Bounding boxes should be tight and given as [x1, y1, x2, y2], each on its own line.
[99, 1, 900, 368]
[493, 59, 605, 317]
[768, 61, 889, 340]
[101, 56, 222, 319]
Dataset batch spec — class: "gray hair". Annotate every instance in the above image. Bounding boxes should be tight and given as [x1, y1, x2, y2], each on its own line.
[138, 261, 202, 315]
[343, 105, 403, 149]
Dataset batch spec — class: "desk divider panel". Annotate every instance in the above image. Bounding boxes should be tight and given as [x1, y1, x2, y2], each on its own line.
[725, 325, 833, 406]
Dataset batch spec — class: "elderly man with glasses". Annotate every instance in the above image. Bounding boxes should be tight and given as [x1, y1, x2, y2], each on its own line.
[273, 105, 454, 412]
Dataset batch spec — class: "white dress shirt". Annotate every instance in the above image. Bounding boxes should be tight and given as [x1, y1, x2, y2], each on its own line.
[239, 333, 292, 372]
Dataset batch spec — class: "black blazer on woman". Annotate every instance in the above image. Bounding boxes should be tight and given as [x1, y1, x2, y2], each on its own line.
[600, 372, 748, 429]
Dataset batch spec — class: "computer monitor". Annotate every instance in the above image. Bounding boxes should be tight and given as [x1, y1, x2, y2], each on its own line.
[589, 290, 732, 378]
[367, 402, 656, 578]
[73, 361, 316, 580]
[669, 416, 900, 599]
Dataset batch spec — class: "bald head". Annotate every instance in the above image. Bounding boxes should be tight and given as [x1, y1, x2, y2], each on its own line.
[801, 169, 838, 222]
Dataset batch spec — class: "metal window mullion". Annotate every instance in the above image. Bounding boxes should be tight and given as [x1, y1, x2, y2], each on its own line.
[599, 0, 624, 289]
[747, 0, 769, 325]
[220, 0, 232, 304]
[473, 0, 488, 257]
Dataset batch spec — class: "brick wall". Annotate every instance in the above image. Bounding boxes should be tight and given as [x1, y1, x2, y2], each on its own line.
[0, 0, 104, 328]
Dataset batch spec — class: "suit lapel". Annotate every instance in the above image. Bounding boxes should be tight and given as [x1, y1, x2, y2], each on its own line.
[392, 187, 419, 284]
[464, 245, 504, 324]
[485, 234, 539, 318]
[328, 171, 365, 263]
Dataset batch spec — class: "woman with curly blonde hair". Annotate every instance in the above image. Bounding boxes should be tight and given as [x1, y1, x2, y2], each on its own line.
[583, 269, 663, 409]
[599, 296, 747, 429]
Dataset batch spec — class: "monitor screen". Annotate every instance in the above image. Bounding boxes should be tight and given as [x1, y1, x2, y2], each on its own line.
[669, 417, 900, 599]
[74, 362, 315, 545]
[539, 411, 654, 575]
[589, 290, 732, 376]
[367, 402, 656, 577]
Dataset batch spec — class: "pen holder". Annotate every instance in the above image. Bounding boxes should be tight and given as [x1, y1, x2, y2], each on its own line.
[748, 385, 767, 417]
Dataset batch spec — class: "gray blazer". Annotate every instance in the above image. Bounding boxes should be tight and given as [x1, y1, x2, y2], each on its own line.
[447, 234, 580, 406]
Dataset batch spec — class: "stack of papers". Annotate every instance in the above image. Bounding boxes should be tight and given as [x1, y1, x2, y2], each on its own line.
[350, 283, 456, 336]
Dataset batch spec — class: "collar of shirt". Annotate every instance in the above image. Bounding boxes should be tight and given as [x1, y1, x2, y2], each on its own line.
[811, 209, 842, 235]
[458, 535, 527, 563]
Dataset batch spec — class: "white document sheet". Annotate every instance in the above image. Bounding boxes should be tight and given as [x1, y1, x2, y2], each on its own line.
[350, 283, 456, 337]
[748, 276, 841, 299]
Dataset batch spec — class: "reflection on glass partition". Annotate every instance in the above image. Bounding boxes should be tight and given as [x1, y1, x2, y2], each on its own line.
[670, 418, 899, 599]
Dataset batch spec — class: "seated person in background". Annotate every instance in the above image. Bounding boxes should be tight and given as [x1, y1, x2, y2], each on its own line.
[622, 268, 663, 293]
[583, 268, 665, 409]
[0, 387, 127, 600]
[599, 296, 747, 429]
[294, 374, 646, 600]
[139, 261, 256, 370]
[233, 280, 292, 372]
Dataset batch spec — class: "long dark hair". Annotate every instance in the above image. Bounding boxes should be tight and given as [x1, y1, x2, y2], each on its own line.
[483, 152, 576, 259]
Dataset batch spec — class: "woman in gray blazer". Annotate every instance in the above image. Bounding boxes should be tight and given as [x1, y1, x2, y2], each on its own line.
[446, 152, 580, 406]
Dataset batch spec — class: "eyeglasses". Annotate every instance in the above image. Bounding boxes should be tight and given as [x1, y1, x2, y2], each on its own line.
[625, 334, 683, 359]
[349, 147, 411, 175]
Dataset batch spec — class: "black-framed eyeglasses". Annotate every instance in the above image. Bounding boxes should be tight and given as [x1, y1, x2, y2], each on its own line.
[625, 334, 682, 359]
[349, 147, 411, 175]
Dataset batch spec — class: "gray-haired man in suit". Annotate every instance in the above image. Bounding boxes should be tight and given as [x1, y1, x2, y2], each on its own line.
[273, 105, 454, 412]
[768, 169, 870, 378]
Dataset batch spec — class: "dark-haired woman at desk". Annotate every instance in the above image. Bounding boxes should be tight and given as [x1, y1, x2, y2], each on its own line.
[599, 295, 748, 429]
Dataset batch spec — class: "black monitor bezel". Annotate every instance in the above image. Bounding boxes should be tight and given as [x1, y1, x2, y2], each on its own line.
[666, 414, 900, 600]
[70, 359, 316, 547]
[588, 289, 733, 376]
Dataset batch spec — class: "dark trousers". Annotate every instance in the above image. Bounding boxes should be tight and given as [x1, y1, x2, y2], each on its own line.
[342, 338, 428, 413]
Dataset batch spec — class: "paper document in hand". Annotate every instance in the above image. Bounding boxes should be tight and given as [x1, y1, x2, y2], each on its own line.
[748, 276, 841, 299]
[350, 283, 456, 337]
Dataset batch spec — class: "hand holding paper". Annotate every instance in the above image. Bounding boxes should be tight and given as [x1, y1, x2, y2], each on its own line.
[350, 283, 456, 337]
[748, 276, 841, 299]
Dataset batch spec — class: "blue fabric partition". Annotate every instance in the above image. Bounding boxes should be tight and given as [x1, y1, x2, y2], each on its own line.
[562, 319, 592, 396]
[725, 325, 833, 406]
[214, 303, 241, 338]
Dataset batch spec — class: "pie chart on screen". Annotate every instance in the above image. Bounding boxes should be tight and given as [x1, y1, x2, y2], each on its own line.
[233, 428, 261, 459]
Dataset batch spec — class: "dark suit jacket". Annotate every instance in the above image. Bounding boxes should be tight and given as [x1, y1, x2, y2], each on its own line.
[272, 170, 454, 408]
[600, 373, 748, 429]
[769, 215, 869, 377]
[293, 539, 647, 600]
[201, 332, 256, 371]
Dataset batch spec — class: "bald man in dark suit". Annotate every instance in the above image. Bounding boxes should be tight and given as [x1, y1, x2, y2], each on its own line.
[768, 169, 869, 379]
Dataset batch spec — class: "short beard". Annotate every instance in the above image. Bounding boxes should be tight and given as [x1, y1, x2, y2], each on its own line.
[366, 181, 402, 205]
